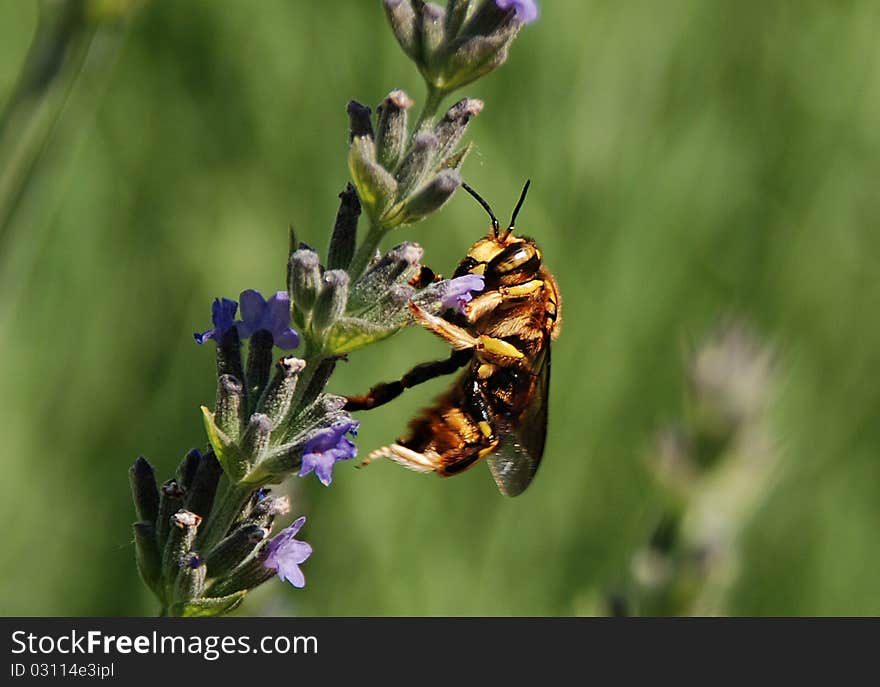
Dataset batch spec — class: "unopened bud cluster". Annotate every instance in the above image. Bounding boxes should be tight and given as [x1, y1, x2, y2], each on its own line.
[385, 0, 537, 95]
[347, 94, 482, 232]
[202, 344, 352, 485]
[130, 454, 293, 616]
[290, 199, 483, 356]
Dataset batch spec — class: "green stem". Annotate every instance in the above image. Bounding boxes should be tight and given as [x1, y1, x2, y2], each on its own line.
[347, 222, 386, 282]
[0, 2, 95, 241]
[413, 85, 446, 132]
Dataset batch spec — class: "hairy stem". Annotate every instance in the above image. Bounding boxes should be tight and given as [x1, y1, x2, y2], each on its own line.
[347, 222, 386, 282]
[413, 84, 445, 132]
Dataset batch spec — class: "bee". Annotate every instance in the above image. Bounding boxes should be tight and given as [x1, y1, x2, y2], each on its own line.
[344, 181, 561, 495]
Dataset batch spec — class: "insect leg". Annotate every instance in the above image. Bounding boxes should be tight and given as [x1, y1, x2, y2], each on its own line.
[343, 349, 471, 411]
[409, 302, 480, 350]
[359, 443, 440, 472]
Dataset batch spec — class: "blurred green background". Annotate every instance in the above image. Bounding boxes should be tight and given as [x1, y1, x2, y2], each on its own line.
[1, 0, 879, 616]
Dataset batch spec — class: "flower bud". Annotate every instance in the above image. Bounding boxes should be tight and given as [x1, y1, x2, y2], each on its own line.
[359, 283, 416, 325]
[375, 90, 414, 171]
[327, 183, 361, 271]
[156, 479, 185, 550]
[347, 100, 374, 142]
[176, 448, 202, 492]
[209, 550, 275, 598]
[245, 495, 290, 530]
[215, 374, 244, 442]
[348, 242, 423, 312]
[446, 0, 474, 37]
[441, 21, 520, 89]
[379, 283, 417, 314]
[162, 510, 202, 595]
[289, 248, 322, 314]
[383, 0, 420, 62]
[348, 135, 399, 224]
[184, 449, 222, 520]
[240, 414, 274, 465]
[132, 521, 162, 598]
[215, 327, 244, 392]
[245, 329, 274, 411]
[204, 524, 268, 579]
[257, 356, 306, 426]
[129, 456, 159, 525]
[173, 553, 206, 604]
[463, 0, 520, 35]
[434, 98, 483, 163]
[396, 132, 439, 197]
[292, 358, 339, 419]
[311, 270, 350, 335]
[420, 3, 447, 67]
[292, 394, 348, 436]
[399, 170, 461, 223]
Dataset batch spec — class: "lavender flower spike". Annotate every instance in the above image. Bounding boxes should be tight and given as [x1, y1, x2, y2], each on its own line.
[496, 0, 540, 23]
[194, 297, 238, 344]
[299, 419, 359, 486]
[441, 274, 485, 314]
[236, 289, 300, 350]
[263, 516, 312, 588]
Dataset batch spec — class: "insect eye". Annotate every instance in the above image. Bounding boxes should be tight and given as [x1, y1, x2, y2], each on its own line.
[487, 243, 540, 278]
[453, 256, 480, 278]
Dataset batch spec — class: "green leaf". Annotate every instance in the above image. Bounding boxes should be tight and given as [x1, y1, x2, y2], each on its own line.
[324, 316, 405, 355]
[178, 591, 248, 617]
[200, 406, 250, 482]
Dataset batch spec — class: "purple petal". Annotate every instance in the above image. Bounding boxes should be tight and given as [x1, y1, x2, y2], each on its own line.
[314, 455, 336, 486]
[287, 515, 306, 537]
[195, 297, 238, 345]
[193, 329, 215, 345]
[299, 419, 359, 486]
[263, 516, 312, 589]
[282, 539, 313, 566]
[495, 0, 539, 23]
[212, 297, 238, 329]
[279, 564, 306, 588]
[275, 328, 300, 350]
[441, 274, 485, 313]
[298, 459, 315, 478]
[238, 289, 267, 328]
[265, 291, 292, 335]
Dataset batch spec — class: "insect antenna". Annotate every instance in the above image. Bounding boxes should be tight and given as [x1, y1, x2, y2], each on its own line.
[502, 179, 531, 240]
[462, 181, 500, 238]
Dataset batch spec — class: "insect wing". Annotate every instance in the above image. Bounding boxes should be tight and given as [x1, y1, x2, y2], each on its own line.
[487, 345, 550, 496]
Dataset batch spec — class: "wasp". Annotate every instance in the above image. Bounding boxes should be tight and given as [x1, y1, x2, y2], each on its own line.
[344, 181, 561, 495]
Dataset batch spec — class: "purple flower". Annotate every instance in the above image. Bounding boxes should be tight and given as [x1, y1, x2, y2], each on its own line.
[441, 274, 485, 314]
[496, 0, 539, 23]
[263, 516, 312, 588]
[194, 298, 238, 345]
[236, 290, 300, 350]
[299, 419, 359, 486]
